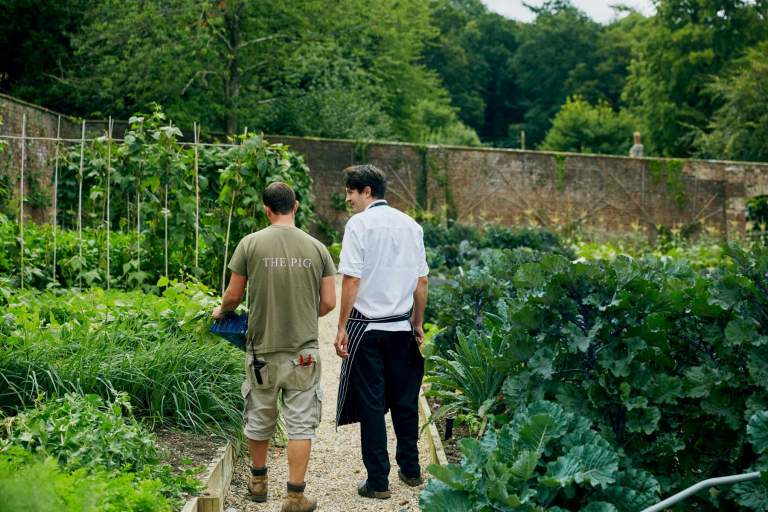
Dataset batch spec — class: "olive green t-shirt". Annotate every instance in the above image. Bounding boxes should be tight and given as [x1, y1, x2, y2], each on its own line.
[228, 225, 336, 354]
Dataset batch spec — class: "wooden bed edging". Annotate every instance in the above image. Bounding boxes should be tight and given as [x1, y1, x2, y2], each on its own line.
[180, 442, 237, 512]
[418, 388, 449, 467]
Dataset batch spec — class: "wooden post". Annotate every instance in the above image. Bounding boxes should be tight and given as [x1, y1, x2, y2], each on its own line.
[520, 130, 526, 150]
[19, 114, 26, 289]
[52, 115, 61, 286]
[77, 120, 86, 288]
[196, 490, 222, 512]
[106, 117, 112, 290]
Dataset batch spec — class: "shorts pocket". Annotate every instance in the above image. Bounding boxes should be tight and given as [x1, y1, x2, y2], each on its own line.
[285, 351, 320, 391]
[250, 360, 272, 390]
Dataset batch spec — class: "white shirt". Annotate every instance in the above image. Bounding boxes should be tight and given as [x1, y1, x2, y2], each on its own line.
[338, 200, 429, 332]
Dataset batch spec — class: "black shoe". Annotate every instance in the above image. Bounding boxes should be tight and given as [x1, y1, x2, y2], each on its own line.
[357, 480, 391, 499]
[398, 469, 424, 487]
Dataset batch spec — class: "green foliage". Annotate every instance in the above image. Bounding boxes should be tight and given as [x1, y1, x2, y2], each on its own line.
[747, 411, 768, 454]
[747, 196, 768, 245]
[412, 99, 481, 146]
[0, 282, 244, 437]
[1, 108, 315, 292]
[423, 1, 520, 143]
[9, 0, 466, 143]
[541, 96, 638, 156]
[0, 448, 173, 512]
[509, 2, 603, 146]
[623, 0, 768, 156]
[1, 393, 156, 473]
[421, 400, 660, 511]
[427, 244, 768, 510]
[0, 393, 203, 510]
[421, 219, 572, 273]
[327, 242, 341, 266]
[574, 238, 729, 271]
[696, 40, 768, 162]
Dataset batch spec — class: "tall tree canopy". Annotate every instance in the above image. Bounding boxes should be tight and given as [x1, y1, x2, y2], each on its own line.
[508, 1, 602, 146]
[623, 0, 768, 156]
[3, 0, 768, 159]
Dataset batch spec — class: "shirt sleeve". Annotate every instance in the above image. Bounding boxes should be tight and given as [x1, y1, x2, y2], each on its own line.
[417, 226, 429, 277]
[338, 218, 364, 278]
[228, 238, 248, 276]
[320, 245, 337, 278]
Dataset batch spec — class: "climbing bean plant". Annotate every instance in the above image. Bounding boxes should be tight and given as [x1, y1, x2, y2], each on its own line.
[2, 107, 316, 291]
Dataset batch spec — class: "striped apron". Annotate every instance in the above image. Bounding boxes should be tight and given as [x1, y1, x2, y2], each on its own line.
[335, 307, 413, 427]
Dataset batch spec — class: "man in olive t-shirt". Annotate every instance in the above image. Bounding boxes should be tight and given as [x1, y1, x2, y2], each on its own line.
[213, 182, 336, 512]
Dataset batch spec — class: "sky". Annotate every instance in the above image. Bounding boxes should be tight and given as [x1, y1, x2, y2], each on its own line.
[481, 0, 655, 24]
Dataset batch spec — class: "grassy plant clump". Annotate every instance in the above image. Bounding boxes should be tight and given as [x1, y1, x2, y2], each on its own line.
[0, 281, 244, 437]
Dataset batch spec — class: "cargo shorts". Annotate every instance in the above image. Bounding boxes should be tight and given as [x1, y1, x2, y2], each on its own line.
[241, 347, 323, 441]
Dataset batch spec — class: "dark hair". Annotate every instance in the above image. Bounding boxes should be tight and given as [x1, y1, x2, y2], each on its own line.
[262, 182, 296, 214]
[344, 164, 386, 198]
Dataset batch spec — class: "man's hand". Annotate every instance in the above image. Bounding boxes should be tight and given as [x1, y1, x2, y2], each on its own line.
[335, 326, 349, 359]
[212, 306, 223, 320]
[413, 323, 425, 346]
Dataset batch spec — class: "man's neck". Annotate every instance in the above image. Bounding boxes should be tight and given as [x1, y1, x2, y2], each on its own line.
[270, 216, 295, 226]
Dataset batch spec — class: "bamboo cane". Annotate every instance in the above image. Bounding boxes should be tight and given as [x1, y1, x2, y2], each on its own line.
[222, 190, 237, 296]
[164, 184, 169, 280]
[19, 114, 26, 289]
[106, 117, 112, 289]
[52, 115, 61, 285]
[77, 120, 86, 288]
[194, 122, 200, 270]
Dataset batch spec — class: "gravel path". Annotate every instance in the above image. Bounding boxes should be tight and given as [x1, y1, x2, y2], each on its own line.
[224, 276, 429, 511]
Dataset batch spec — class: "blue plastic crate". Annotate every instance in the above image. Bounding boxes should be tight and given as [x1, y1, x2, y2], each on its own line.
[209, 311, 248, 351]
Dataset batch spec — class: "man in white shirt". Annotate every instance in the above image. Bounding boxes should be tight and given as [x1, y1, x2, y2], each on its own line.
[334, 164, 429, 500]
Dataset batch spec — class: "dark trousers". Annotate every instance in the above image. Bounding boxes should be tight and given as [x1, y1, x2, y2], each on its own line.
[350, 329, 425, 492]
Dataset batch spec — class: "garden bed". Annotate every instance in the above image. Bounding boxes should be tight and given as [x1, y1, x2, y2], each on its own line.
[425, 396, 469, 465]
[155, 428, 227, 478]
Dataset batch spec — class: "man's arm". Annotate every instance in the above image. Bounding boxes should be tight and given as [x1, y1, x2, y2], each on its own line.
[319, 276, 336, 317]
[334, 275, 360, 358]
[212, 272, 247, 319]
[411, 276, 428, 345]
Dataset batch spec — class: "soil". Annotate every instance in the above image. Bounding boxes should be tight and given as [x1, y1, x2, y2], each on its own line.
[154, 428, 226, 473]
[426, 397, 470, 465]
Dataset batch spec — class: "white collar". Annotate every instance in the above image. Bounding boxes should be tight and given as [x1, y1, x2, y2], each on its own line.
[365, 200, 388, 210]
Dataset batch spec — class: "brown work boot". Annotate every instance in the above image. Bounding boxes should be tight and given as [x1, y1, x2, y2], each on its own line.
[357, 479, 391, 499]
[398, 469, 424, 487]
[281, 482, 317, 512]
[247, 466, 268, 502]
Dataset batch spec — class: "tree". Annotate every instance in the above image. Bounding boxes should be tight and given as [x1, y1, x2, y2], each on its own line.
[569, 10, 650, 109]
[540, 96, 638, 155]
[696, 41, 768, 162]
[0, 0, 87, 111]
[509, 1, 602, 146]
[40, 0, 469, 142]
[66, 0, 327, 134]
[622, 0, 768, 156]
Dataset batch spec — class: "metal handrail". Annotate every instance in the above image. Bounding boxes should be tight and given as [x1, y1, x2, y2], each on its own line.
[641, 471, 761, 512]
